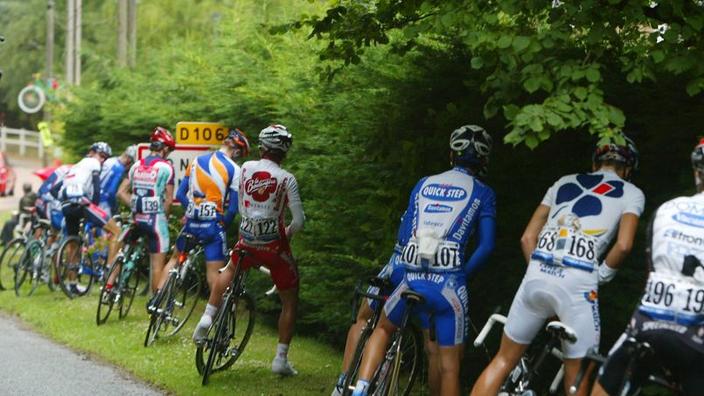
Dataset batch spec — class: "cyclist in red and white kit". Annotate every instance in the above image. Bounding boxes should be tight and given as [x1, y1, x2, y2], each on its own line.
[193, 124, 305, 376]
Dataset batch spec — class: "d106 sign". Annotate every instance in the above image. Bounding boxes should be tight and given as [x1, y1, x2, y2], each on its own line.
[175, 122, 228, 146]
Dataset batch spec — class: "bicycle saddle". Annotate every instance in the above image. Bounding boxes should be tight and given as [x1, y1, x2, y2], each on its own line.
[546, 321, 578, 344]
[401, 290, 425, 304]
[368, 276, 392, 290]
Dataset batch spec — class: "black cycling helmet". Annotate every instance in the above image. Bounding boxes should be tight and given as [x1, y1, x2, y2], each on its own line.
[450, 124, 492, 176]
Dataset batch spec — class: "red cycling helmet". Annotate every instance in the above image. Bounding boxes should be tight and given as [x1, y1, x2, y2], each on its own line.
[226, 128, 250, 158]
[150, 126, 176, 151]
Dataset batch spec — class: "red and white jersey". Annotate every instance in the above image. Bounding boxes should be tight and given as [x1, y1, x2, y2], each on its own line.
[238, 159, 304, 246]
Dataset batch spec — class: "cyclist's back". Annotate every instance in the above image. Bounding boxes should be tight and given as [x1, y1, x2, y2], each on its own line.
[99, 146, 135, 216]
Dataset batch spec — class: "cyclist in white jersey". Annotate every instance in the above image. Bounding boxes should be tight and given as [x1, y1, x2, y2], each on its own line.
[193, 124, 305, 376]
[471, 135, 645, 396]
[592, 139, 704, 396]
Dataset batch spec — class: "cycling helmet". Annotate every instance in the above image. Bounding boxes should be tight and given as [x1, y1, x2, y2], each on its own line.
[124, 145, 137, 161]
[691, 137, 704, 171]
[592, 133, 639, 171]
[450, 124, 492, 176]
[258, 124, 292, 153]
[150, 126, 176, 151]
[225, 128, 251, 158]
[90, 141, 112, 158]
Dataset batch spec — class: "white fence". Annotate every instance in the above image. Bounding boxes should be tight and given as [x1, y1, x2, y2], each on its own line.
[0, 126, 44, 158]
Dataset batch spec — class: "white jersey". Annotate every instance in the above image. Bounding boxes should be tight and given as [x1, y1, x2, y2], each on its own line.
[60, 157, 102, 201]
[238, 159, 304, 245]
[531, 170, 645, 272]
[640, 194, 704, 325]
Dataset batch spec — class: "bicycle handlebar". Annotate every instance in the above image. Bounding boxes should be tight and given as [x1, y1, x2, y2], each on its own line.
[473, 313, 507, 347]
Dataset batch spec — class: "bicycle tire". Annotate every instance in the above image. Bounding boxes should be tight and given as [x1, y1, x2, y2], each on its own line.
[341, 321, 375, 396]
[144, 274, 174, 347]
[56, 236, 94, 298]
[118, 261, 140, 319]
[96, 259, 121, 325]
[14, 240, 44, 297]
[165, 261, 203, 336]
[197, 292, 256, 384]
[0, 238, 25, 290]
[369, 324, 423, 396]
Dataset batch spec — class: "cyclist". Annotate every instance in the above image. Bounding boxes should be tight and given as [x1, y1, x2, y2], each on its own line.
[99, 145, 136, 217]
[36, 163, 71, 232]
[53, 142, 122, 295]
[114, 127, 175, 296]
[471, 135, 644, 396]
[591, 138, 704, 396]
[192, 124, 305, 376]
[153, 128, 249, 299]
[351, 125, 497, 396]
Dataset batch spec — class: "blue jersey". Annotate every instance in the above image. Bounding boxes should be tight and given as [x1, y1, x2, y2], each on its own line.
[99, 157, 126, 211]
[398, 167, 496, 274]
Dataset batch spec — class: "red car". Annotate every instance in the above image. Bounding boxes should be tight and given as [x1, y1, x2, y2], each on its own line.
[0, 152, 16, 196]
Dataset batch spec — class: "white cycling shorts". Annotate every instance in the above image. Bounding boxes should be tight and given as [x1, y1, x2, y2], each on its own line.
[504, 261, 600, 359]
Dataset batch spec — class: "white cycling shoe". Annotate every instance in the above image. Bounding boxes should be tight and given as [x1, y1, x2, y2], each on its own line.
[272, 357, 298, 376]
[330, 386, 343, 396]
[192, 315, 212, 344]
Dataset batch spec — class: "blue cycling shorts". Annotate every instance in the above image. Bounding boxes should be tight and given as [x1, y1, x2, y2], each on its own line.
[175, 220, 227, 262]
[384, 271, 469, 347]
[368, 252, 406, 312]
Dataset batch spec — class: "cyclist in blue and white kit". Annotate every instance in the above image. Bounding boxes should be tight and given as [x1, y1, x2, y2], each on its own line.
[352, 125, 497, 396]
[36, 164, 71, 232]
[471, 135, 644, 396]
[592, 139, 704, 396]
[99, 145, 136, 217]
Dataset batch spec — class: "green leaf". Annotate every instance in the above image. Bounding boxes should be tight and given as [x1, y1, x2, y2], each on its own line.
[650, 50, 665, 64]
[574, 87, 588, 100]
[525, 134, 540, 149]
[512, 36, 530, 52]
[497, 35, 513, 49]
[546, 112, 562, 127]
[585, 68, 600, 83]
[607, 106, 625, 126]
[503, 104, 520, 121]
[686, 78, 704, 96]
[471, 56, 484, 70]
[523, 77, 541, 93]
[529, 117, 544, 132]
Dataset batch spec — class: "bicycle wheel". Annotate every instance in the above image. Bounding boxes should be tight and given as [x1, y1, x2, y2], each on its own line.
[118, 261, 141, 320]
[14, 240, 44, 297]
[56, 236, 94, 298]
[370, 324, 423, 396]
[144, 275, 174, 347]
[342, 322, 376, 396]
[196, 292, 255, 383]
[96, 259, 120, 325]
[165, 262, 203, 336]
[0, 238, 26, 290]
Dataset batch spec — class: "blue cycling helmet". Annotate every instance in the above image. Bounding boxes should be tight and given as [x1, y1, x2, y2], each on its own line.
[450, 124, 492, 176]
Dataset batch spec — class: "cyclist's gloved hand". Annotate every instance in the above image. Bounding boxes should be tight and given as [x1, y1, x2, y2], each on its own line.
[597, 261, 618, 285]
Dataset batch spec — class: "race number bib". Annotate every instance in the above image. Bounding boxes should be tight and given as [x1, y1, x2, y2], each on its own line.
[532, 226, 598, 271]
[240, 217, 279, 241]
[640, 272, 704, 324]
[65, 184, 84, 198]
[132, 196, 161, 214]
[186, 202, 217, 220]
[400, 238, 461, 271]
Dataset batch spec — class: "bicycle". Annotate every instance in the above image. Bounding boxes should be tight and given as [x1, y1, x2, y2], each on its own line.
[0, 212, 38, 290]
[13, 217, 60, 297]
[96, 219, 147, 325]
[474, 312, 576, 396]
[341, 277, 423, 396]
[144, 233, 203, 347]
[570, 338, 682, 395]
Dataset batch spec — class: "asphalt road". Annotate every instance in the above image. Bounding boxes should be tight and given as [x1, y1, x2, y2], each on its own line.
[0, 313, 161, 395]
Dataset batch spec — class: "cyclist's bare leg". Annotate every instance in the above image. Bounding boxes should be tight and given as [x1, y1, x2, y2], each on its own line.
[64, 243, 79, 281]
[103, 219, 121, 268]
[278, 287, 298, 344]
[149, 252, 167, 293]
[206, 262, 236, 307]
[564, 358, 592, 396]
[341, 301, 374, 372]
[470, 333, 529, 396]
[590, 380, 608, 396]
[357, 313, 396, 382]
[423, 331, 441, 395]
[157, 249, 180, 290]
[205, 260, 224, 289]
[438, 344, 463, 396]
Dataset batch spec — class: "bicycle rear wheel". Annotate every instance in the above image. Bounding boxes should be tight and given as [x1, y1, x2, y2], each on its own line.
[342, 322, 375, 396]
[56, 236, 94, 298]
[118, 262, 140, 319]
[165, 262, 203, 336]
[196, 292, 255, 383]
[14, 240, 44, 297]
[144, 275, 174, 347]
[96, 259, 120, 325]
[370, 324, 423, 396]
[0, 238, 26, 290]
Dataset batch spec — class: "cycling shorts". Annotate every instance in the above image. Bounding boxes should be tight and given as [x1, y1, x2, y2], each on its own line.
[176, 220, 227, 262]
[598, 312, 704, 396]
[368, 251, 406, 311]
[62, 199, 109, 236]
[233, 240, 298, 291]
[133, 213, 170, 254]
[504, 261, 600, 359]
[98, 201, 113, 219]
[384, 271, 467, 347]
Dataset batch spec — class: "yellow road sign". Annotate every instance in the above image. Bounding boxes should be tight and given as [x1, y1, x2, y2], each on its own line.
[175, 122, 228, 145]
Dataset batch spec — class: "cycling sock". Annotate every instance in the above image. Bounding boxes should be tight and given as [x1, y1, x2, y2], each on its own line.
[204, 303, 217, 318]
[276, 343, 289, 360]
[352, 380, 369, 396]
[105, 283, 113, 291]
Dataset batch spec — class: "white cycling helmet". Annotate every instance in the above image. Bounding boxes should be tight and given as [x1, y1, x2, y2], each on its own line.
[258, 124, 292, 153]
[90, 141, 112, 157]
[124, 145, 137, 161]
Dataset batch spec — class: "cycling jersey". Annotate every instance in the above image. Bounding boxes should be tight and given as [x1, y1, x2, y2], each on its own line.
[126, 155, 174, 253]
[385, 167, 496, 346]
[504, 169, 645, 358]
[36, 165, 70, 229]
[59, 157, 102, 204]
[99, 156, 127, 216]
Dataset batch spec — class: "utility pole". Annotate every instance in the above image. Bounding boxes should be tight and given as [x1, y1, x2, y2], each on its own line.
[128, 0, 137, 68]
[117, 0, 127, 66]
[74, 0, 81, 85]
[65, 0, 74, 84]
[43, 0, 55, 166]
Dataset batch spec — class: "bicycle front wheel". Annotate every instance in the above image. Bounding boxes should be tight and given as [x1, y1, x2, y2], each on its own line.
[144, 275, 174, 347]
[118, 261, 141, 320]
[96, 258, 120, 325]
[0, 238, 26, 290]
[56, 236, 94, 298]
[166, 263, 203, 336]
[14, 240, 44, 297]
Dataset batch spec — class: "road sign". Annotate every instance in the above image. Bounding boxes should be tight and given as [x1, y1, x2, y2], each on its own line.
[136, 143, 212, 202]
[175, 122, 228, 145]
